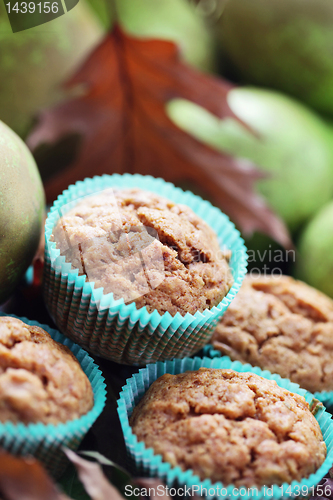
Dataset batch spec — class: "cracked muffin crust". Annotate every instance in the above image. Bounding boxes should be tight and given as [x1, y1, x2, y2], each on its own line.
[212, 275, 333, 394]
[0, 317, 94, 424]
[52, 188, 233, 316]
[130, 368, 326, 487]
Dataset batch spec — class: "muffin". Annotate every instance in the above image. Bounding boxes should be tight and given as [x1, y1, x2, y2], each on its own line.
[44, 174, 247, 364]
[51, 188, 233, 317]
[0, 316, 94, 424]
[211, 275, 333, 394]
[129, 367, 326, 487]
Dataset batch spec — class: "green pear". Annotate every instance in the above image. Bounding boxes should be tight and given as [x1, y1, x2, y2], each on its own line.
[296, 201, 333, 298]
[0, 120, 45, 303]
[216, 0, 333, 115]
[168, 87, 333, 230]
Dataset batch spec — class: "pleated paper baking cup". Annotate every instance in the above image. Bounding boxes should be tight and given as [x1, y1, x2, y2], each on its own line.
[117, 356, 333, 500]
[43, 174, 247, 365]
[203, 344, 333, 409]
[0, 314, 106, 478]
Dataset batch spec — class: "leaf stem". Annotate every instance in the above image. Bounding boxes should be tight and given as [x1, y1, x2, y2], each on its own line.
[109, 0, 118, 28]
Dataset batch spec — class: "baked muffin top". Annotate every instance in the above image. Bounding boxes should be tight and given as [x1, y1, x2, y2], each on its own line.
[0, 317, 94, 424]
[130, 368, 326, 487]
[212, 275, 333, 393]
[52, 188, 233, 316]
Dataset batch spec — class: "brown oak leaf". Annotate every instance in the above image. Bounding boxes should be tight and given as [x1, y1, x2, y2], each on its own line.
[28, 25, 290, 247]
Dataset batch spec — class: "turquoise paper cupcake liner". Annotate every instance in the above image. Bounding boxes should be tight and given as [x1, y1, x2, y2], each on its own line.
[43, 174, 248, 365]
[0, 314, 106, 478]
[202, 344, 333, 409]
[117, 356, 333, 500]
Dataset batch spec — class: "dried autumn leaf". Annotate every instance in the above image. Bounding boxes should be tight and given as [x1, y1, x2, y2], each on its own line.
[64, 449, 125, 500]
[0, 450, 70, 500]
[28, 25, 290, 247]
[65, 449, 168, 500]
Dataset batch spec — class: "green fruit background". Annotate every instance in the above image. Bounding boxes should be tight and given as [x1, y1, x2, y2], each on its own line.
[296, 202, 333, 297]
[0, 120, 45, 304]
[217, 0, 333, 116]
[0, 0, 103, 138]
[168, 88, 333, 230]
[211, 0, 333, 293]
[87, 0, 216, 72]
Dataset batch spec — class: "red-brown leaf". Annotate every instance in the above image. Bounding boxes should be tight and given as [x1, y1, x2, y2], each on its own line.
[28, 25, 291, 247]
[65, 449, 169, 500]
[0, 451, 70, 500]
